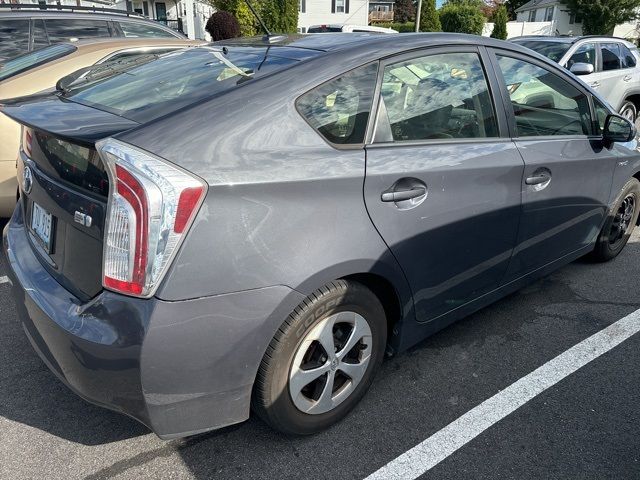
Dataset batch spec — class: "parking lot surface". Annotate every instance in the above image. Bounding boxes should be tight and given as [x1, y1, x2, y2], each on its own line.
[1, 218, 639, 480]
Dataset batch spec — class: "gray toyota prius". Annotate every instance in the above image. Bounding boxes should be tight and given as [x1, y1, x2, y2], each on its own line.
[2, 33, 640, 438]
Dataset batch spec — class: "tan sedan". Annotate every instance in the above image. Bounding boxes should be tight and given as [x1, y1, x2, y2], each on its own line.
[0, 37, 202, 217]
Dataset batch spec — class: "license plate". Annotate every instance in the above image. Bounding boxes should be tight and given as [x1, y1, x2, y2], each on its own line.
[31, 202, 53, 251]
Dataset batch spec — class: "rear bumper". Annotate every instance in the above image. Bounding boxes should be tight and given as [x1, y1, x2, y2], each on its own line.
[3, 204, 305, 438]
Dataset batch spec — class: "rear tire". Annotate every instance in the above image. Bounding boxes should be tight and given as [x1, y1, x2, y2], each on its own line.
[591, 177, 640, 262]
[620, 101, 637, 122]
[252, 280, 386, 435]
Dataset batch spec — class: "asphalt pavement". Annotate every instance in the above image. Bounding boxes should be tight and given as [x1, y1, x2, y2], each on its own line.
[0, 218, 639, 480]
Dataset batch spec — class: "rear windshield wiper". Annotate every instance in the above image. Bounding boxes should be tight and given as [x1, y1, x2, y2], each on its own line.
[57, 53, 160, 94]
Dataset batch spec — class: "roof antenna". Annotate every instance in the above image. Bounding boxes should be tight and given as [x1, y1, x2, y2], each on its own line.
[243, 0, 287, 43]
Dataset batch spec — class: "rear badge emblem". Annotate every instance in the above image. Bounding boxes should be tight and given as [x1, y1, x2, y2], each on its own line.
[74, 211, 92, 228]
[23, 166, 33, 194]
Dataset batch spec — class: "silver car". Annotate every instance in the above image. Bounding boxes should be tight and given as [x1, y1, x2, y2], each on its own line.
[512, 36, 640, 121]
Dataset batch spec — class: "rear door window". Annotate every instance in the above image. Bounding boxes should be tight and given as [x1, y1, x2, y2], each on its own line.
[45, 19, 111, 43]
[620, 44, 637, 68]
[119, 21, 177, 38]
[0, 19, 30, 61]
[32, 19, 50, 50]
[601, 43, 622, 71]
[377, 52, 498, 141]
[296, 63, 378, 145]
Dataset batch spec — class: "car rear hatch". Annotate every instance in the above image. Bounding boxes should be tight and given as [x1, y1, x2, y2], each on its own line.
[2, 95, 138, 301]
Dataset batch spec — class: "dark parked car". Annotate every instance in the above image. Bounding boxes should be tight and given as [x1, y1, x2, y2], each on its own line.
[0, 4, 183, 62]
[3, 33, 640, 438]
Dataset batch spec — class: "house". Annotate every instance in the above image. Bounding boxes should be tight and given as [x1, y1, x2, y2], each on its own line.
[515, 0, 640, 39]
[297, 0, 369, 33]
[515, 0, 582, 36]
[369, 0, 394, 23]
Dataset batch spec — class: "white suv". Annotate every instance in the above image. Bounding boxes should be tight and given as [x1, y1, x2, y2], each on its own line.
[512, 36, 640, 121]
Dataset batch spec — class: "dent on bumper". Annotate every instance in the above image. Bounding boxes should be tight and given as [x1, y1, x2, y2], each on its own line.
[3, 206, 305, 438]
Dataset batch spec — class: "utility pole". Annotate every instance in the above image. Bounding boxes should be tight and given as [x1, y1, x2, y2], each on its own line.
[415, 0, 422, 32]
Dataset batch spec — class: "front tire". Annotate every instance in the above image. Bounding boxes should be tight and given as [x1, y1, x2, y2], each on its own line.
[252, 280, 386, 435]
[591, 177, 640, 262]
[620, 101, 637, 122]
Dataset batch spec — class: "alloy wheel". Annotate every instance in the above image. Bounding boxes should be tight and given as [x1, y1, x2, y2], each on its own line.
[609, 194, 636, 247]
[289, 311, 372, 415]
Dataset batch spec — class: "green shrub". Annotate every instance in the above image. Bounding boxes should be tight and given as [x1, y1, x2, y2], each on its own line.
[210, 0, 298, 36]
[373, 21, 416, 32]
[439, 3, 485, 35]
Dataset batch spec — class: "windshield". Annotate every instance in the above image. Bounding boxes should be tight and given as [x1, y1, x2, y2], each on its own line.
[65, 46, 300, 122]
[515, 40, 572, 63]
[0, 44, 76, 81]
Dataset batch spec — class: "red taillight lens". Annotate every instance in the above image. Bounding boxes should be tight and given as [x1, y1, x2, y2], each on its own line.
[97, 139, 207, 298]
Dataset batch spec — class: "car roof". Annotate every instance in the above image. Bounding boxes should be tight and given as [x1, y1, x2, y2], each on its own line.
[512, 35, 637, 47]
[0, 8, 171, 25]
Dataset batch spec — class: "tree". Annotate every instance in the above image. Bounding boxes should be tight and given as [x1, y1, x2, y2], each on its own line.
[439, 3, 485, 35]
[490, 4, 508, 39]
[419, 0, 442, 32]
[206, 11, 242, 40]
[504, 0, 528, 20]
[261, 0, 298, 34]
[394, 0, 416, 23]
[564, 0, 640, 35]
[211, 0, 258, 36]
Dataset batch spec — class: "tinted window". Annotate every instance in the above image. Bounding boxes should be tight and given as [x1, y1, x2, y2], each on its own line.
[515, 40, 571, 63]
[32, 19, 49, 50]
[0, 44, 76, 81]
[378, 52, 498, 141]
[120, 21, 177, 38]
[297, 63, 378, 145]
[307, 26, 343, 32]
[566, 42, 596, 70]
[0, 19, 30, 62]
[45, 19, 111, 43]
[67, 47, 300, 122]
[620, 44, 637, 68]
[497, 55, 591, 137]
[601, 43, 621, 71]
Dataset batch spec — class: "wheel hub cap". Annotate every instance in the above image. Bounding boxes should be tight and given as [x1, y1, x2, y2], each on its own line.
[610, 194, 636, 246]
[288, 311, 372, 415]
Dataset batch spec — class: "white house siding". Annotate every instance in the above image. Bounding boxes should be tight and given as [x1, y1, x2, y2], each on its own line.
[298, 0, 369, 32]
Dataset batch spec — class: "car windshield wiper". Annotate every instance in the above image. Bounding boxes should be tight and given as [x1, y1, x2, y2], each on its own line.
[56, 53, 160, 94]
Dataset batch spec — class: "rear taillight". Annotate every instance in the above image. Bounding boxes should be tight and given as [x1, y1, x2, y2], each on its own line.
[96, 138, 207, 298]
[21, 126, 33, 158]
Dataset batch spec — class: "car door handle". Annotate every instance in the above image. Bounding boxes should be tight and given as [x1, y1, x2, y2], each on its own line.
[525, 174, 551, 185]
[624, 75, 632, 82]
[381, 186, 427, 202]
[590, 81, 600, 88]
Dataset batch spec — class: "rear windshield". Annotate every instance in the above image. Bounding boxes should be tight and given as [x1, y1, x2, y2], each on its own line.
[514, 40, 571, 63]
[64, 46, 300, 122]
[0, 44, 76, 81]
[308, 26, 343, 33]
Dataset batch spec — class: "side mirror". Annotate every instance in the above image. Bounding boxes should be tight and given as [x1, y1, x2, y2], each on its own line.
[603, 114, 636, 143]
[569, 62, 594, 76]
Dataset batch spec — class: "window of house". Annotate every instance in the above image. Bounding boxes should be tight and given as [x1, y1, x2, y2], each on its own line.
[528, 10, 536, 22]
[544, 6, 553, 21]
[376, 52, 498, 142]
[297, 63, 378, 145]
[601, 43, 622, 71]
[496, 55, 592, 137]
[336, 0, 345, 13]
[298, 0, 306, 13]
[45, 19, 111, 43]
[566, 43, 596, 71]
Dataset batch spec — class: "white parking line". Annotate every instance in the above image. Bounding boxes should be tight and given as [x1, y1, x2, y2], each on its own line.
[365, 308, 640, 480]
[0, 276, 8, 285]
